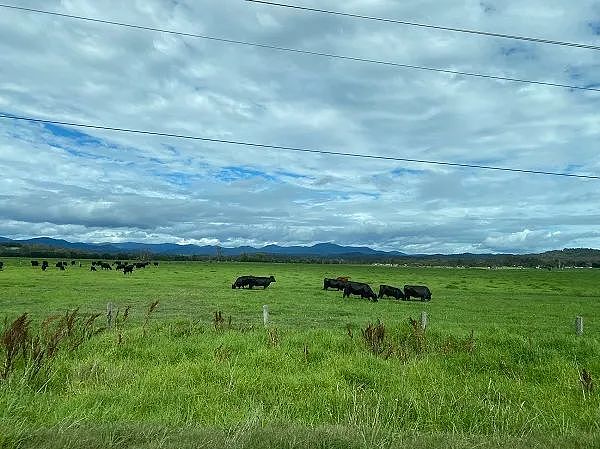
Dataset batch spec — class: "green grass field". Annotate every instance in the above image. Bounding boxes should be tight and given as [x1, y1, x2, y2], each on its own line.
[0, 259, 598, 448]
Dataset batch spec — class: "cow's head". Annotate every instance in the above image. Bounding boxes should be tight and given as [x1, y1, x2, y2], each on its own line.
[269, 276, 276, 282]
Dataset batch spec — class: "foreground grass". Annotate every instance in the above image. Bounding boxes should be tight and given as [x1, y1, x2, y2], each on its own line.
[5, 425, 600, 449]
[0, 260, 598, 447]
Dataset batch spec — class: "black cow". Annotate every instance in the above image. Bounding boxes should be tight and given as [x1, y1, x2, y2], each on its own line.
[248, 276, 276, 289]
[323, 278, 348, 291]
[153, 262, 159, 266]
[71, 260, 76, 266]
[31, 260, 39, 267]
[232, 276, 253, 289]
[378, 284, 405, 300]
[0, 261, 3, 270]
[123, 265, 134, 275]
[404, 285, 432, 301]
[343, 282, 378, 301]
[100, 263, 112, 270]
[90, 265, 97, 271]
[135, 262, 149, 269]
[41, 261, 48, 271]
[232, 275, 276, 289]
[56, 261, 66, 269]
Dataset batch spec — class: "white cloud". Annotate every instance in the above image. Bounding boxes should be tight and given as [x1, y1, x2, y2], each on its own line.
[0, 0, 599, 253]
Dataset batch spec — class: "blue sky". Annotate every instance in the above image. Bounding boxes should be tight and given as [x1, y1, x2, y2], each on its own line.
[0, 0, 599, 253]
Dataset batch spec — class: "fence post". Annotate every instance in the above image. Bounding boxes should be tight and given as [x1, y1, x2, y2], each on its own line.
[575, 316, 584, 336]
[107, 302, 114, 329]
[263, 305, 269, 326]
[420, 311, 428, 330]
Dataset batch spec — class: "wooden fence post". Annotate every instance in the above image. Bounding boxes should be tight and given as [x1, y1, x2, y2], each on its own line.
[575, 316, 584, 336]
[420, 311, 428, 330]
[263, 305, 269, 326]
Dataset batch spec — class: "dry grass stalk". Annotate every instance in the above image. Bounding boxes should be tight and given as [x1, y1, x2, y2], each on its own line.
[267, 328, 279, 347]
[143, 300, 160, 335]
[213, 311, 224, 330]
[1, 313, 30, 379]
[580, 369, 593, 398]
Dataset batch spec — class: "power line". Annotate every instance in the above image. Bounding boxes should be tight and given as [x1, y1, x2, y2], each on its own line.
[1, 3, 599, 93]
[246, 0, 600, 52]
[1, 113, 598, 180]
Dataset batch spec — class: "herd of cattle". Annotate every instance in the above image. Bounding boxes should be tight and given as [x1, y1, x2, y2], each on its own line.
[0, 262, 432, 301]
[17, 259, 159, 275]
[323, 277, 431, 302]
[232, 275, 432, 302]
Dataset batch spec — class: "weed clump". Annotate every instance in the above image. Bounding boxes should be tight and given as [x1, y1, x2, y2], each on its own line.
[1, 310, 103, 383]
[362, 321, 386, 356]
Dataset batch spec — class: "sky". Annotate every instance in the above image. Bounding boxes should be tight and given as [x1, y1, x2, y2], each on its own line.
[0, 0, 599, 254]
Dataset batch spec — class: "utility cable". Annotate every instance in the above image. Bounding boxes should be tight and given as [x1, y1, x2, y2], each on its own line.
[0, 4, 599, 93]
[1, 113, 598, 180]
[245, 0, 600, 52]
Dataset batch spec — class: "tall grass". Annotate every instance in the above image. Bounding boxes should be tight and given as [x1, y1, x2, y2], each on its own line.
[0, 259, 598, 447]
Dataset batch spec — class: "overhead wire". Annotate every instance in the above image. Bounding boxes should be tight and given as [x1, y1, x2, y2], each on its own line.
[0, 3, 599, 93]
[1, 113, 598, 180]
[245, 0, 600, 52]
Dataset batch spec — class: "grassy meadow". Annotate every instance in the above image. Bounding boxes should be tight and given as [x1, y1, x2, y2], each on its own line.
[0, 258, 598, 448]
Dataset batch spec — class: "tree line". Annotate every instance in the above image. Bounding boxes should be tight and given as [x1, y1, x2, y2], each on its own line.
[1, 242, 600, 268]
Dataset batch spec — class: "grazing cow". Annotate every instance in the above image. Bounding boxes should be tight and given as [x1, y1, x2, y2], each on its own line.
[100, 262, 112, 270]
[123, 265, 134, 275]
[0, 261, 3, 270]
[343, 282, 378, 302]
[31, 260, 39, 267]
[232, 275, 275, 289]
[59, 264, 66, 271]
[378, 284, 405, 300]
[323, 278, 348, 291]
[135, 262, 149, 269]
[56, 261, 66, 269]
[115, 263, 126, 271]
[232, 276, 254, 289]
[90, 265, 97, 271]
[248, 276, 276, 289]
[153, 262, 159, 266]
[41, 261, 48, 271]
[71, 260, 76, 266]
[403, 285, 432, 302]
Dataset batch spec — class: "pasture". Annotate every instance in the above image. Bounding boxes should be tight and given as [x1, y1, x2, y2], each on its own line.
[0, 258, 598, 448]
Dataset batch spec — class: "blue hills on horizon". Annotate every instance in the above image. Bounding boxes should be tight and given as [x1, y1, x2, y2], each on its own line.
[0, 236, 407, 257]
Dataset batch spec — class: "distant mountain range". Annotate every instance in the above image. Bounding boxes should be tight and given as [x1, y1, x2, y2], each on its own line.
[0, 236, 406, 257]
[3, 237, 600, 267]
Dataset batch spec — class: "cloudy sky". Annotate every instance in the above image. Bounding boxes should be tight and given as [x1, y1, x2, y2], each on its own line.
[0, 0, 599, 254]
